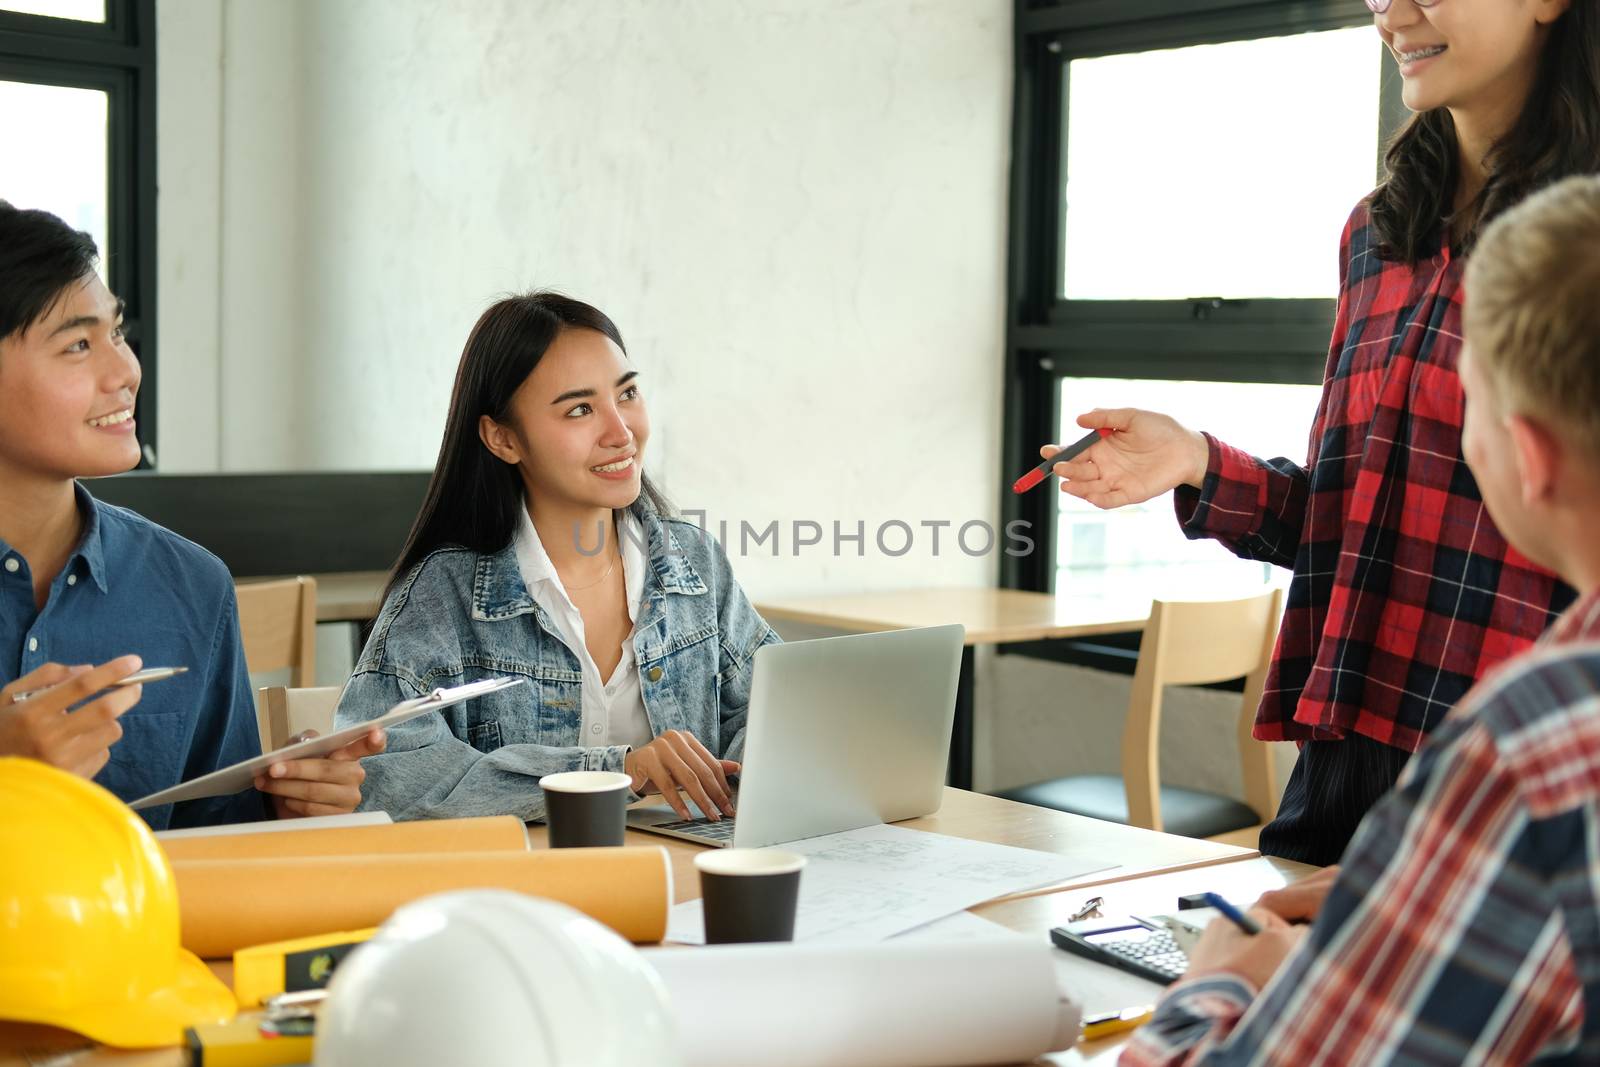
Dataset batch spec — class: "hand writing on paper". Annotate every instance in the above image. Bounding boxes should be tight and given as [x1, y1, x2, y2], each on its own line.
[1184, 907, 1307, 991]
[1256, 865, 1341, 924]
[1044, 408, 1211, 509]
[0, 656, 144, 779]
[625, 729, 738, 821]
[254, 727, 386, 819]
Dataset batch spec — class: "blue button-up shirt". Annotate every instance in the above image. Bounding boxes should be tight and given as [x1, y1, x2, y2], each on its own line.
[0, 483, 265, 829]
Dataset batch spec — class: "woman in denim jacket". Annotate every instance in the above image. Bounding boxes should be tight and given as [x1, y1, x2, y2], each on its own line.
[333, 292, 778, 823]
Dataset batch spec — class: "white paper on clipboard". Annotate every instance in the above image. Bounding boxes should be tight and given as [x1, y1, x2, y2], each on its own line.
[130, 676, 527, 810]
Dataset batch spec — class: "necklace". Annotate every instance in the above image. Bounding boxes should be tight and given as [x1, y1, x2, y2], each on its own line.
[561, 551, 618, 592]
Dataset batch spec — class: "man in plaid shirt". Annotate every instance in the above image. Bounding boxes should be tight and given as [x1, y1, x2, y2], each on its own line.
[1122, 175, 1600, 1065]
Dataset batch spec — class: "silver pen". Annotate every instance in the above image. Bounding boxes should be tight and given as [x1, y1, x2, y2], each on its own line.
[10, 666, 188, 704]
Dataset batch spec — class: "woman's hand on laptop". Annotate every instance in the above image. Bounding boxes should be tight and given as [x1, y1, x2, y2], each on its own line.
[625, 730, 738, 822]
[254, 727, 387, 818]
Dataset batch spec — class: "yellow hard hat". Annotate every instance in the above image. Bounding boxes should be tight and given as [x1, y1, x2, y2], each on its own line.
[0, 757, 236, 1047]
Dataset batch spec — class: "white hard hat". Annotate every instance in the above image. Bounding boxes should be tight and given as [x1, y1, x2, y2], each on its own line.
[314, 890, 680, 1067]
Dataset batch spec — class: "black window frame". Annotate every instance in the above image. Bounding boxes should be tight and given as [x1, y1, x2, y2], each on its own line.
[1001, 0, 1408, 596]
[0, 0, 158, 464]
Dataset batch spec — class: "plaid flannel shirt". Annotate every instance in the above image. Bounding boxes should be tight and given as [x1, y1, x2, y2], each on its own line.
[1175, 201, 1574, 751]
[1121, 590, 1600, 1066]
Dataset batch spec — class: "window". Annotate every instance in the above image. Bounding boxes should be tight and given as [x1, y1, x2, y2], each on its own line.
[1003, 0, 1405, 602]
[1061, 28, 1383, 302]
[0, 79, 110, 260]
[0, 0, 157, 463]
[0, 1, 104, 22]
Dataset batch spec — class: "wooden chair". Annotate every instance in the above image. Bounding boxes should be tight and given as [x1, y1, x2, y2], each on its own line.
[236, 576, 319, 751]
[996, 588, 1285, 842]
[256, 685, 343, 752]
[235, 576, 318, 686]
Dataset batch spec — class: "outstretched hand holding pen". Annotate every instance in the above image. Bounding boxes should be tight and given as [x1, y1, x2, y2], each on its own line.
[1016, 408, 1212, 509]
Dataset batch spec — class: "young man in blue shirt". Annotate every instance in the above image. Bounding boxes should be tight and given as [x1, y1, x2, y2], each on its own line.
[0, 201, 384, 829]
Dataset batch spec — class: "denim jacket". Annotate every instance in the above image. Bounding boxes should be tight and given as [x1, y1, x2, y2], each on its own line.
[333, 502, 779, 821]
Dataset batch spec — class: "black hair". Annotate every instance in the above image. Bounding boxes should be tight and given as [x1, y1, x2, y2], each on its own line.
[0, 200, 101, 342]
[385, 291, 671, 603]
[1369, 2, 1600, 262]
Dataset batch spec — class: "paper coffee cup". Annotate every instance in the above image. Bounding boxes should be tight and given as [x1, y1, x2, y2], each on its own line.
[539, 770, 632, 848]
[695, 849, 805, 943]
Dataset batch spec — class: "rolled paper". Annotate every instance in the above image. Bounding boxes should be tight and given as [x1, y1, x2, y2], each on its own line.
[173, 847, 671, 957]
[158, 815, 529, 862]
[643, 939, 1080, 1067]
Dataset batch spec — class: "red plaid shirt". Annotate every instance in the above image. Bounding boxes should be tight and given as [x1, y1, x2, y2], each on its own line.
[1175, 202, 1574, 751]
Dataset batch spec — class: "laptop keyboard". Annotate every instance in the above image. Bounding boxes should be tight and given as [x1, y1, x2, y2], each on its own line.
[651, 816, 738, 842]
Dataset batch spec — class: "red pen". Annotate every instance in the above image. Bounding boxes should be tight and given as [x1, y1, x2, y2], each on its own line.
[1011, 428, 1111, 494]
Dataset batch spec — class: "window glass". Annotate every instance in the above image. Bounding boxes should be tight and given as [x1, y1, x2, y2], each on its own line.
[0, 0, 105, 20]
[0, 79, 110, 269]
[1061, 27, 1382, 300]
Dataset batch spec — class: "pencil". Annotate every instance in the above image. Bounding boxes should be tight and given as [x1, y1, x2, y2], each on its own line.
[1082, 1005, 1155, 1040]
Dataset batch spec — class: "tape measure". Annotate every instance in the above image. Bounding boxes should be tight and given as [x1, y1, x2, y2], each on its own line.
[232, 928, 377, 1008]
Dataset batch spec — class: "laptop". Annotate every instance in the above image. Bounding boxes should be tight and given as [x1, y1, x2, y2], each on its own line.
[626, 623, 965, 848]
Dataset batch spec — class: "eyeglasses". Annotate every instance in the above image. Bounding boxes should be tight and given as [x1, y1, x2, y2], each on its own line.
[1365, 0, 1443, 12]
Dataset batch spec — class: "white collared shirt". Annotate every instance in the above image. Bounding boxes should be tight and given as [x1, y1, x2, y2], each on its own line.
[513, 508, 653, 751]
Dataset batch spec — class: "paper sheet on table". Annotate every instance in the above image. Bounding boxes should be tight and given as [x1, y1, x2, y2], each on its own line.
[900, 909, 1166, 1018]
[1053, 943, 1167, 1018]
[157, 814, 526, 861]
[896, 908, 1028, 943]
[155, 811, 392, 840]
[643, 938, 1080, 1067]
[666, 823, 1112, 944]
[172, 846, 671, 957]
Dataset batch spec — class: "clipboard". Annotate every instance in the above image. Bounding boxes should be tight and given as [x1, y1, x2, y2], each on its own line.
[130, 677, 528, 810]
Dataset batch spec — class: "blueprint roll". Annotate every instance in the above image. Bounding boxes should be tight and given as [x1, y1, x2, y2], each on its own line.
[172, 847, 672, 957]
[642, 938, 1080, 1067]
[157, 815, 528, 861]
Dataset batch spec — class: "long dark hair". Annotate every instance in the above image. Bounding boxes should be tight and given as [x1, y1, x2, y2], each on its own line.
[385, 291, 671, 604]
[1369, 2, 1600, 262]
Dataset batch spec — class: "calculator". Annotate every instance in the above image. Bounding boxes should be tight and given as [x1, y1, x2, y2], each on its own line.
[1050, 915, 1190, 985]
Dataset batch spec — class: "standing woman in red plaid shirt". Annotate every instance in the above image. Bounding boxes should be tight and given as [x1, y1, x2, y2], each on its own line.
[1044, 0, 1600, 866]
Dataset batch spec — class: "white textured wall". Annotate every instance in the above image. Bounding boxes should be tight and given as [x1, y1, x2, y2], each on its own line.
[155, 0, 303, 470]
[215, 0, 304, 469]
[289, 0, 1011, 595]
[154, 0, 222, 471]
[158, 0, 1011, 596]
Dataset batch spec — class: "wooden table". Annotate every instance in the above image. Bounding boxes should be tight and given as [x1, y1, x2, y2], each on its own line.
[1012, 856, 1317, 1064]
[306, 571, 388, 623]
[237, 571, 388, 624]
[0, 791, 1298, 1067]
[754, 588, 1153, 789]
